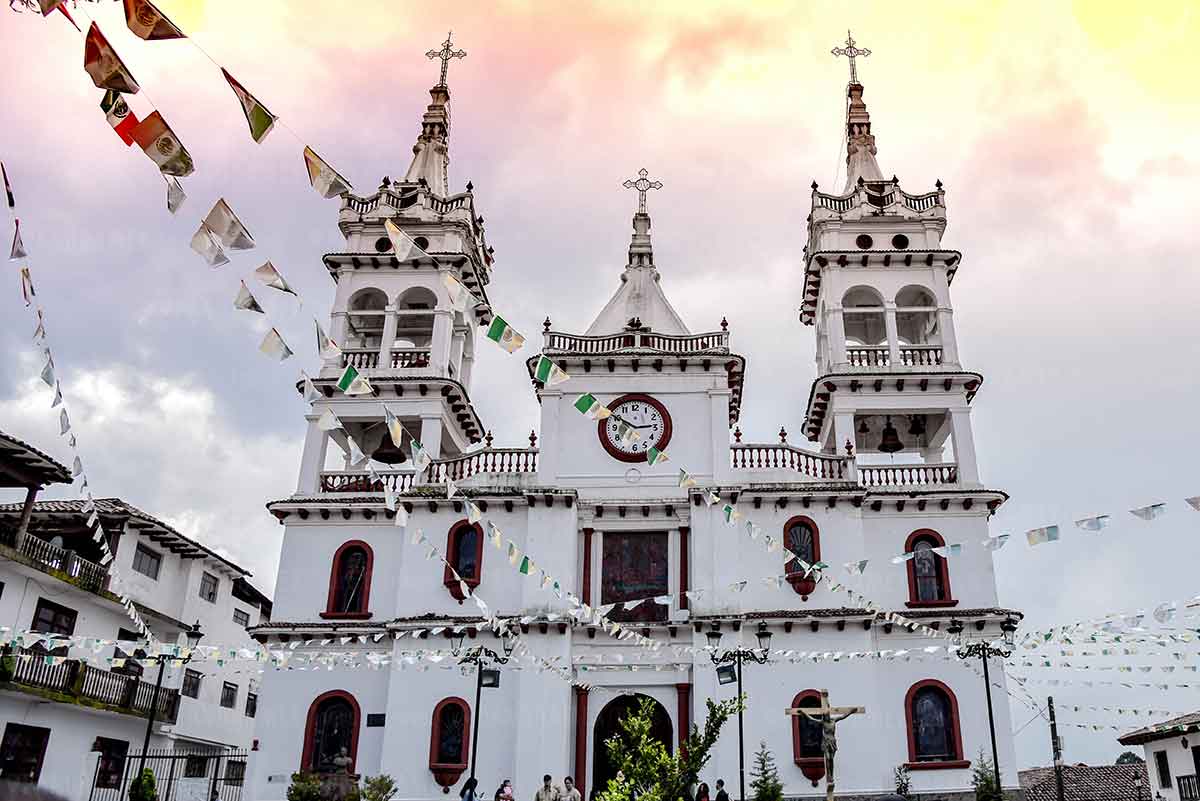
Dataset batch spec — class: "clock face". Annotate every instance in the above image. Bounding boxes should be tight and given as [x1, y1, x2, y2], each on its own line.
[598, 393, 673, 463]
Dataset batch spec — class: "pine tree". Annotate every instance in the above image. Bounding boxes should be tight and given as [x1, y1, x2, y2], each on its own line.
[971, 750, 1003, 801]
[749, 742, 783, 801]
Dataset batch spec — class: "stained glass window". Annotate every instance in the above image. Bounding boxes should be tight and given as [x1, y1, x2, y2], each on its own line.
[785, 519, 818, 575]
[309, 696, 356, 772]
[601, 532, 668, 623]
[911, 686, 956, 761]
[333, 546, 368, 614]
[796, 696, 823, 759]
[436, 703, 466, 764]
[912, 539, 944, 602]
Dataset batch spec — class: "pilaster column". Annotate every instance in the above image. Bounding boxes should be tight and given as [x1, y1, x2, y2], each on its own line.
[678, 527, 690, 612]
[430, 309, 454, 378]
[709, 389, 733, 483]
[329, 313, 349, 369]
[884, 303, 900, 366]
[297, 415, 330, 493]
[675, 682, 692, 754]
[537, 391, 563, 483]
[378, 304, 399, 368]
[832, 411, 856, 458]
[574, 686, 589, 796]
[937, 308, 959, 365]
[828, 307, 847, 368]
[580, 528, 593, 604]
[419, 414, 443, 460]
[449, 329, 466, 380]
[949, 407, 979, 484]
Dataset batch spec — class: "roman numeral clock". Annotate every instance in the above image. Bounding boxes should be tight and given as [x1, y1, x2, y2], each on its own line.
[598, 393, 673, 462]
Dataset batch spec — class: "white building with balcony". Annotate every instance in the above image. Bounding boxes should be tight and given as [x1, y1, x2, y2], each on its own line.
[1119, 712, 1200, 801]
[250, 46, 1021, 801]
[0, 430, 272, 800]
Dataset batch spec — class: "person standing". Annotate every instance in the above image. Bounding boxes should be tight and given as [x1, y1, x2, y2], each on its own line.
[696, 782, 711, 801]
[496, 780, 515, 801]
[714, 779, 729, 801]
[461, 778, 480, 801]
[562, 776, 582, 801]
[535, 775, 561, 801]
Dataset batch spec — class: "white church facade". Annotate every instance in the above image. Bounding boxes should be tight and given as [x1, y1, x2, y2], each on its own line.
[248, 37, 1021, 801]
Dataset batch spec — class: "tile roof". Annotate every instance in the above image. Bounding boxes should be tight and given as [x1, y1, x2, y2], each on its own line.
[1119, 711, 1200, 745]
[0, 429, 72, 487]
[1019, 764, 1149, 801]
[0, 497, 251, 577]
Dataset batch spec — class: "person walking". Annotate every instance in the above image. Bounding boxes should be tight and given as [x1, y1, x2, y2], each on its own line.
[461, 778, 480, 801]
[696, 782, 711, 801]
[562, 776, 582, 801]
[535, 775, 561, 801]
[714, 779, 729, 801]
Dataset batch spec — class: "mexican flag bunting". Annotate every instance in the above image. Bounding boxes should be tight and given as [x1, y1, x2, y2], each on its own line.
[346, 436, 368, 468]
[165, 176, 185, 214]
[720, 503, 740, 524]
[258, 327, 293, 361]
[122, 0, 185, 39]
[254, 261, 296, 295]
[533, 355, 568, 386]
[573, 393, 611, 420]
[316, 409, 341, 431]
[518, 556, 531, 575]
[383, 484, 396, 512]
[981, 534, 1010, 551]
[382, 219, 423, 260]
[19, 267, 35, 306]
[72, 455, 83, 477]
[84, 23, 140, 94]
[677, 469, 697, 489]
[33, 310, 45, 340]
[486, 522, 502, 548]
[314, 320, 341, 361]
[100, 90, 139, 146]
[1129, 503, 1167, 521]
[40, 358, 55, 388]
[233, 281, 264, 313]
[485, 315, 524, 353]
[507, 542, 521, 566]
[303, 146, 352, 198]
[10, 219, 27, 259]
[1025, 525, 1060, 546]
[446, 479, 459, 499]
[131, 111, 194, 176]
[394, 505, 409, 528]
[844, 559, 869, 576]
[1073, 514, 1110, 532]
[336, 364, 372, 395]
[615, 420, 640, 445]
[189, 224, 228, 267]
[645, 446, 668, 466]
[890, 551, 916, 564]
[409, 440, 431, 472]
[203, 199, 255, 250]
[221, 68, 277, 143]
[2, 162, 13, 208]
[384, 406, 404, 448]
[704, 491, 720, 506]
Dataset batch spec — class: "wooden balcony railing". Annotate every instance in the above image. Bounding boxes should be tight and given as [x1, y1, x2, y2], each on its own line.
[730, 445, 848, 480]
[1179, 775, 1199, 801]
[6, 535, 108, 593]
[1, 648, 179, 723]
[857, 463, 958, 488]
[427, 449, 538, 483]
[543, 330, 729, 355]
[899, 345, 943, 366]
[846, 346, 890, 367]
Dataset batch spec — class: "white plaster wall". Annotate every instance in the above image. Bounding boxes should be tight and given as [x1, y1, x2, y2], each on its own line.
[1141, 738, 1199, 801]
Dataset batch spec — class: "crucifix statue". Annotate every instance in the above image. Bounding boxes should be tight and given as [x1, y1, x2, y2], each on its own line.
[785, 689, 865, 801]
[426, 31, 467, 88]
[622, 168, 663, 215]
[831, 30, 871, 85]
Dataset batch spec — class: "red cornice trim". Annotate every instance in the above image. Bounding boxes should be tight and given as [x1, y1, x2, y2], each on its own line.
[596, 393, 673, 463]
[574, 687, 589, 796]
[904, 679, 966, 766]
[300, 690, 361, 774]
[675, 682, 692, 755]
[324, 540, 374, 618]
[444, 521, 484, 602]
[429, 696, 472, 789]
[790, 690, 826, 784]
[904, 529, 956, 606]
[783, 516, 821, 599]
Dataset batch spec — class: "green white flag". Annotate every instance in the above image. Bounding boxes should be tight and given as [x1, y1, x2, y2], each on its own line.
[533, 355, 568, 386]
[485, 315, 524, 353]
[678, 469, 697, 488]
[336, 364, 372, 395]
[573, 393, 611, 420]
[518, 556, 531, 575]
[410, 440, 431, 472]
[646, 446, 668, 466]
[222, 68, 276, 144]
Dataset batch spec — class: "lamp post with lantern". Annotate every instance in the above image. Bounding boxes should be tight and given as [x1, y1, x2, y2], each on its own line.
[136, 621, 204, 784]
[707, 621, 772, 801]
[450, 629, 516, 788]
[949, 616, 1018, 793]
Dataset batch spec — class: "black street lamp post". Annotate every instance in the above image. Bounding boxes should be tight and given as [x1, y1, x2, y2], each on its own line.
[136, 621, 204, 786]
[950, 617, 1017, 793]
[450, 631, 516, 787]
[707, 622, 772, 801]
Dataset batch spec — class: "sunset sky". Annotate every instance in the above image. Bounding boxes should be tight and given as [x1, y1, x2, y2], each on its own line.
[2, 0, 1198, 771]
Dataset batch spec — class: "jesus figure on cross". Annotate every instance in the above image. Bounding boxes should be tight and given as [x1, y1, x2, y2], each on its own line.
[785, 689, 865, 801]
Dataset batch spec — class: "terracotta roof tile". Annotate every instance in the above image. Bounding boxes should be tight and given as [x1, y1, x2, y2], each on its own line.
[1019, 764, 1148, 801]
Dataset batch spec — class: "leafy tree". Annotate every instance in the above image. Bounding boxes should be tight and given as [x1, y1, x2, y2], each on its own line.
[357, 775, 399, 801]
[1117, 751, 1145, 765]
[749, 742, 783, 801]
[598, 695, 741, 801]
[286, 772, 324, 801]
[970, 751, 1003, 801]
[127, 768, 157, 801]
[893, 763, 912, 798]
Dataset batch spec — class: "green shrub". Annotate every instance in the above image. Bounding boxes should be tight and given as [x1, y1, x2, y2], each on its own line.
[286, 772, 324, 801]
[127, 768, 157, 801]
[749, 742, 783, 801]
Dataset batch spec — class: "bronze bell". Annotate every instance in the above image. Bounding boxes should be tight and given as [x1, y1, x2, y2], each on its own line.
[878, 415, 904, 454]
[857, 418, 870, 435]
[907, 415, 926, 437]
[371, 438, 408, 465]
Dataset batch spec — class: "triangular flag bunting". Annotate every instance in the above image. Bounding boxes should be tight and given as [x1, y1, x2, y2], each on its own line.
[131, 111, 194, 176]
[981, 534, 1010, 551]
[1074, 515, 1111, 532]
[485, 315, 524, 353]
[384, 406, 404, 448]
[533, 355, 568, 386]
[203, 199, 255, 250]
[573, 393, 611, 420]
[189, 225, 228, 267]
[384, 219, 424, 260]
[10, 219, 27, 259]
[259, 328, 293, 361]
[315, 320, 341, 360]
[100, 90, 139, 146]
[165, 176, 185, 214]
[646, 447, 668, 466]
[19, 267, 35, 306]
[303, 146, 351, 198]
[1129, 503, 1167, 521]
[300, 371, 322, 402]
[317, 409, 342, 431]
[221, 68, 277, 143]
[410, 440, 431, 473]
[233, 281, 264, 313]
[84, 23, 140, 94]
[336, 364, 372, 396]
[1026, 525, 1060, 546]
[1185, 496, 1200, 512]
[678, 469, 697, 489]
[1, 162, 13, 208]
[122, 0, 185, 39]
[844, 559, 869, 575]
[254, 261, 296, 295]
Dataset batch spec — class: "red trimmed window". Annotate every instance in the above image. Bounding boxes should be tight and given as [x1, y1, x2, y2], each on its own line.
[905, 529, 956, 608]
[322, 541, 373, 619]
[783, 516, 821, 599]
[905, 680, 969, 770]
[790, 690, 825, 786]
[429, 697, 471, 790]
[301, 690, 361, 774]
[444, 521, 484, 602]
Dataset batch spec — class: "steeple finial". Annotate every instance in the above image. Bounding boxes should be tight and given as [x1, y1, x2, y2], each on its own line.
[621, 168, 661, 270]
[831, 30, 871, 85]
[623, 168, 663, 216]
[425, 31, 467, 89]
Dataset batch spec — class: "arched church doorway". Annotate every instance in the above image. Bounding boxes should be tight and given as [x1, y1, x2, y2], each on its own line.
[592, 693, 672, 795]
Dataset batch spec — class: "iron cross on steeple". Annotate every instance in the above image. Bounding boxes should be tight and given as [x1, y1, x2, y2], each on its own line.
[623, 168, 663, 215]
[831, 30, 871, 84]
[426, 31, 467, 88]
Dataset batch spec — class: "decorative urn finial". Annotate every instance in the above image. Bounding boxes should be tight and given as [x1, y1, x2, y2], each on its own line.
[779, 426, 788, 444]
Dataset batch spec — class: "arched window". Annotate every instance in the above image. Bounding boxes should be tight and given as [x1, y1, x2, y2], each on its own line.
[443, 521, 484, 602]
[842, 286, 887, 367]
[428, 697, 471, 790]
[783, 516, 821, 599]
[301, 691, 361, 774]
[790, 690, 826, 786]
[904, 680, 967, 769]
[904, 530, 956, 608]
[322, 541, 373, 619]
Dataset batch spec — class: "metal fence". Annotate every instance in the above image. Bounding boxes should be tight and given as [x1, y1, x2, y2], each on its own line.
[89, 748, 247, 801]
